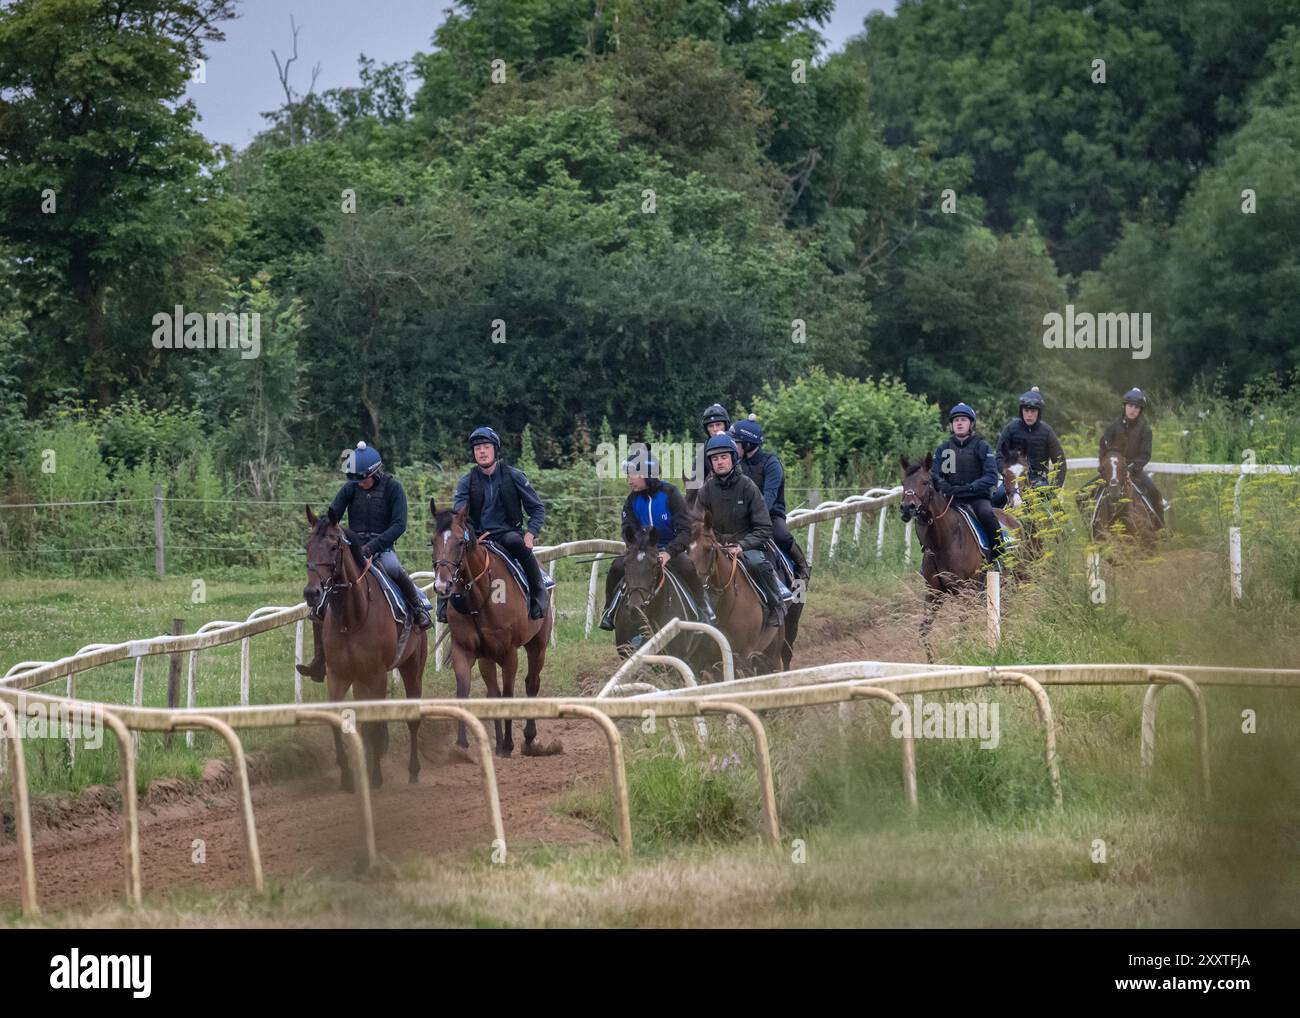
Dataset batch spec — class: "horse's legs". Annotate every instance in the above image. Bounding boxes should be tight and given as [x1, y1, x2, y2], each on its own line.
[330, 724, 353, 793]
[451, 644, 474, 749]
[782, 602, 803, 670]
[522, 633, 546, 748]
[399, 643, 425, 784]
[479, 658, 504, 754]
[919, 587, 941, 664]
[498, 652, 519, 758]
[364, 721, 384, 790]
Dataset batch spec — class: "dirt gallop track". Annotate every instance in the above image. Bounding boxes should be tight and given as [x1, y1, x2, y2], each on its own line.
[0, 608, 925, 911]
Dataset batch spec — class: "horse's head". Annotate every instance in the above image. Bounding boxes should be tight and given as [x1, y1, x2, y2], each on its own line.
[899, 454, 936, 523]
[429, 498, 475, 598]
[1103, 451, 1130, 491]
[687, 509, 721, 579]
[303, 504, 345, 609]
[620, 523, 663, 611]
[1002, 450, 1028, 508]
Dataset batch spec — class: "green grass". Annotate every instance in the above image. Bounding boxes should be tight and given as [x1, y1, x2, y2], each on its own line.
[3, 494, 1298, 927]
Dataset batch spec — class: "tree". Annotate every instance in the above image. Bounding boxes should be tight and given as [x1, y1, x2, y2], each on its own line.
[0, 0, 237, 407]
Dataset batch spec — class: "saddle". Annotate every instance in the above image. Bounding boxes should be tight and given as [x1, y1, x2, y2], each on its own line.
[610, 568, 701, 623]
[737, 550, 795, 604]
[955, 504, 1017, 556]
[479, 539, 556, 597]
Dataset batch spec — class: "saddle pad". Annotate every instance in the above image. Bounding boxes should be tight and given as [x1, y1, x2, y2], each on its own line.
[482, 540, 555, 596]
[372, 566, 407, 623]
[737, 554, 795, 604]
[956, 504, 1017, 553]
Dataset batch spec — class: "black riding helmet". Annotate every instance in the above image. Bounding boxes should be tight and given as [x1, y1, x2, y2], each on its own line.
[1019, 387, 1045, 411]
[701, 403, 731, 429]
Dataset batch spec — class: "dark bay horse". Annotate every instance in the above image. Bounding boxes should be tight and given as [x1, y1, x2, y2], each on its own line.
[613, 524, 719, 676]
[303, 506, 426, 790]
[429, 501, 562, 758]
[1091, 450, 1157, 547]
[899, 455, 1021, 662]
[686, 512, 785, 676]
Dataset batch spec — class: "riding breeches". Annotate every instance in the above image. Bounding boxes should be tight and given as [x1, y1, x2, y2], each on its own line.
[489, 529, 545, 595]
[375, 549, 432, 610]
[770, 514, 809, 579]
[959, 498, 1003, 556]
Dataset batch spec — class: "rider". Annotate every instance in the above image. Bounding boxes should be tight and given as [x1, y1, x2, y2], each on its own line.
[450, 426, 549, 620]
[994, 386, 1066, 505]
[693, 432, 786, 627]
[694, 403, 732, 484]
[598, 445, 717, 629]
[931, 403, 1004, 564]
[732, 415, 810, 582]
[297, 441, 433, 681]
[1095, 387, 1165, 527]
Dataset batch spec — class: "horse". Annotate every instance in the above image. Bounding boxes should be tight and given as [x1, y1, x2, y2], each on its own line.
[772, 540, 806, 670]
[898, 455, 1021, 663]
[1091, 450, 1157, 547]
[997, 449, 1050, 562]
[686, 511, 785, 677]
[302, 506, 426, 790]
[613, 523, 718, 676]
[429, 500, 562, 758]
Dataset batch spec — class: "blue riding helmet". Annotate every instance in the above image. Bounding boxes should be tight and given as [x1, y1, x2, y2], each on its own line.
[704, 432, 739, 465]
[469, 426, 501, 453]
[345, 441, 382, 480]
[948, 403, 977, 424]
[732, 418, 764, 448]
[1122, 387, 1147, 408]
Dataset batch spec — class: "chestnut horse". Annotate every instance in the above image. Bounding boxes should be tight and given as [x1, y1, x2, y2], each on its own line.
[303, 506, 426, 790]
[429, 501, 562, 758]
[686, 511, 785, 676]
[1091, 450, 1157, 547]
[898, 455, 1020, 663]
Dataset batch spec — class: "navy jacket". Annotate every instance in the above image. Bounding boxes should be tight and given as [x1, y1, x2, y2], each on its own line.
[931, 435, 999, 500]
[738, 449, 788, 518]
[330, 473, 407, 550]
[453, 462, 546, 536]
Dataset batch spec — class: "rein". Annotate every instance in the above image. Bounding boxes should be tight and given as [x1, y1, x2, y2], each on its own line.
[308, 532, 373, 632]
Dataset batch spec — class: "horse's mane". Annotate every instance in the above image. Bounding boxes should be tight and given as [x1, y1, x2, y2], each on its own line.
[311, 514, 365, 567]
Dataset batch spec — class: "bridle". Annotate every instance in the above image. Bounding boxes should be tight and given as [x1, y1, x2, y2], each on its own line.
[433, 524, 492, 608]
[693, 533, 740, 597]
[306, 529, 373, 631]
[900, 477, 951, 526]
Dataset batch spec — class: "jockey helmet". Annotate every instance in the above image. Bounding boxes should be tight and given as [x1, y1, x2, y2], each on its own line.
[345, 441, 382, 481]
[948, 403, 977, 424]
[622, 445, 658, 477]
[1018, 387, 1045, 411]
[704, 432, 739, 466]
[732, 417, 764, 448]
[1122, 387, 1147, 408]
[469, 426, 501, 453]
[701, 403, 731, 429]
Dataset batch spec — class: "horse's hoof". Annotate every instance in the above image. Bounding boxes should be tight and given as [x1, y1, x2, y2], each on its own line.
[408, 773, 419, 785]
[523, 739, 564, 757]
[496, 745, 514, 759]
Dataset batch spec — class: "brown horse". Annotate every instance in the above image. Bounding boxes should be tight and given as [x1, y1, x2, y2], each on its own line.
[898, 455, 1021, 663]
[429, 500, 562, 758]
[303, 506, 426, 790]
[1091, 450, 1157, 547]
[686, 511, 785, 676]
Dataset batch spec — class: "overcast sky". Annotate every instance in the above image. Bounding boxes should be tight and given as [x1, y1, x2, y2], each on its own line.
[185, 0, 895, 150]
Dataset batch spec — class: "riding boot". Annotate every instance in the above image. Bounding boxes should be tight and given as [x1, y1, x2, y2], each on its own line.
[393, 569, 432, 630]
[754, 563, 786, 628]
[598, 589, 620, 631]
[683, 571, 717, 624]
[519, 547, 548, 620]
[436, 596, 448, 623]
[295, 619, 327, 681]
[788, 540, 810, 581]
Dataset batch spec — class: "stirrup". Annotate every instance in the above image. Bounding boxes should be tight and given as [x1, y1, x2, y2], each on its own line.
[598, 605, 617, 631]
[296, 656, 326, 682]
[412, 607, 432, 631]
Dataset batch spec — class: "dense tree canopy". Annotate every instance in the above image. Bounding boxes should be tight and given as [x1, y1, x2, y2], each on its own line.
[2, 0, 1298, 491]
